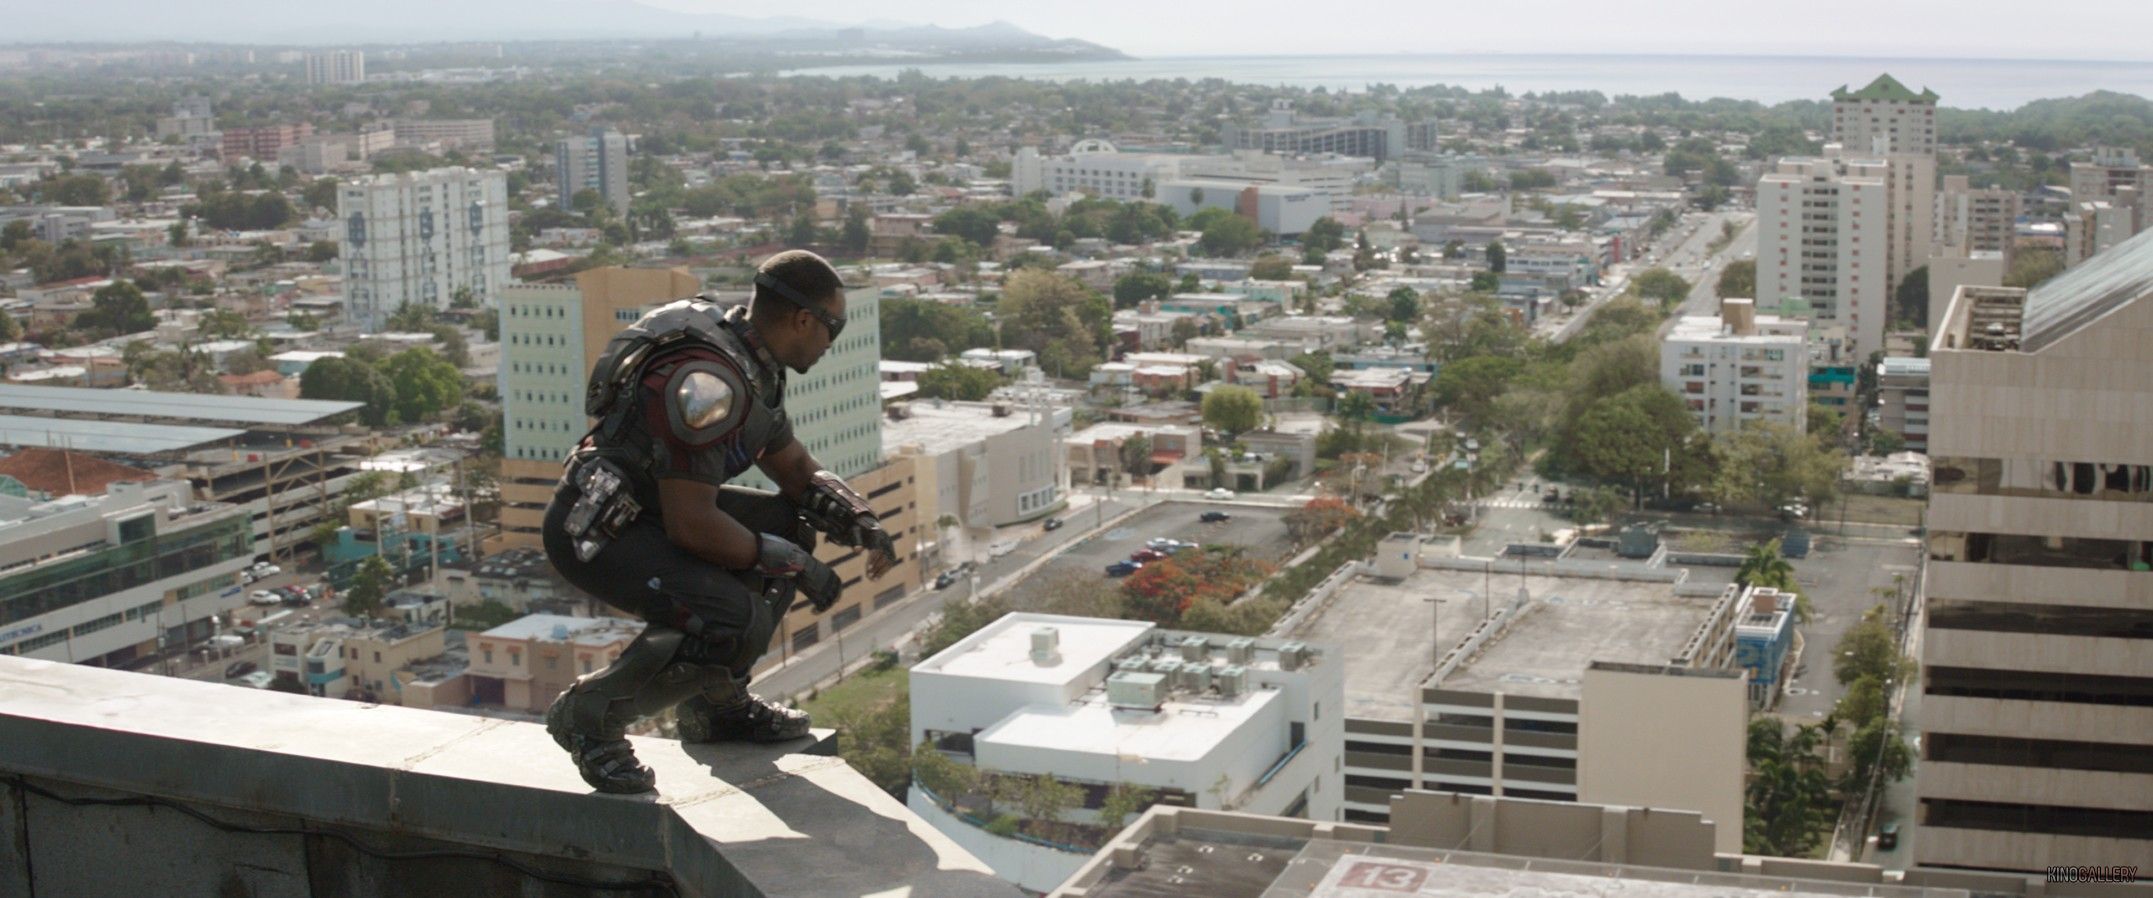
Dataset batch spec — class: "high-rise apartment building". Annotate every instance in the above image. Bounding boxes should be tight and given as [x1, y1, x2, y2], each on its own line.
[1919, 227, 2153, 875]
[304, 50, 366, 85]
[2067, 146, 2150, 206]
[337, 166, 511, 332]
[1830, 75, 1937, 317]
[555, 128, 631, 218]
[1934, 174, 2020, 263]
[494, 270, 919, 661]
[1756, 153, 1890, 357]
[1660, 298, 1809, 435]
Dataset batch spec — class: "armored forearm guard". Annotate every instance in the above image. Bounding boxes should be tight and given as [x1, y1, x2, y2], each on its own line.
[800, 470, 877, 546]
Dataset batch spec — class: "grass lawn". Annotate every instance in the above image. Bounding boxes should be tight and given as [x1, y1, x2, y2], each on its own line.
[796, 663, 907, 720]
[1831, 494, 1925, 526]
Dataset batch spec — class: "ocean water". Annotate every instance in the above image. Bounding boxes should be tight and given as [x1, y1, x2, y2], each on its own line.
[782, 53, 2153, 110]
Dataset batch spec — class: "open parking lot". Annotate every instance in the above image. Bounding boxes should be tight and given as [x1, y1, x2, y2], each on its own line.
[998, 501, 1296, 611]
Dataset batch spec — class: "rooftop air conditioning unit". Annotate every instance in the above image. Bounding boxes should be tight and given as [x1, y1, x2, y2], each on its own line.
[1216, 665, 1249, 698]
[1180, 664, 1213, 694]
[1150, 659, 1183, 683]
[1030, 626, 1061, 666]
[1278, 641, 1310, 671]
[1225, 637, 1256, 664]
[1106, 671, 1168, 710]
[1179, 635, 1210, 662]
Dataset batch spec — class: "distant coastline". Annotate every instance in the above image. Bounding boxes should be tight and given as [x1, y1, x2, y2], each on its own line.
[779, 51, 2153, 110]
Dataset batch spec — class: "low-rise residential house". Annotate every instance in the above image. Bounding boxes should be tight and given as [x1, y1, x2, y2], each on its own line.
[464, 614, 643, 713]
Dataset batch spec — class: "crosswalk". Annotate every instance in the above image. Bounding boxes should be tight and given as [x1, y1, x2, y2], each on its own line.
[1475, 497, 1556, 510]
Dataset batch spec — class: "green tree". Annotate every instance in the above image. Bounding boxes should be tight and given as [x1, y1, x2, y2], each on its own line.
[0, 309, 19, 342]
[787, 211, 818, 247]
[198, 308, 254, 340]
[1717, 259, 1756, 300]
[910, 739, 979, 804]
[1841, 718, 1913, 793]
[1891, 265, 1929, 328]
[344, 555, 396, 620]
[1097, 783, 1158, 832]
[1469, 271, 1500, 293]
[1288, 350, 1333, 385]
[996, 270, 1110, 377]
[1302, 216, 1345, 254]
[1570, 385, 1695, 506]
[881, 297, 995, 361]
[1631, 267, 1692, 306]
[1834, 605, 1913, 689]
[1112, 271, 1173, 308]
[916, 363, 1005, 401]
[1016, 773, 1083, 826]
[1334, 389, 1376, 432]
[1250, 254, 1294, 280]
[300, 356, 399, 427]
[1117, 434, 1153, 480]
[1201, 385, 1264, 437]
[933, 205, 1001, 247]
[1485, 239, 1506, 273]
[1431, 355, 1522, 424]
[1735, 539, 1797, 592]
[841, 204, 871, 254]
[302, 177, 340, 213]
[386, 301, 437, 333]
[1385, 286, 1421, 323]
[43, 174, 110, 206]
[78, 280, 156, 337]
[382, 347, 465, 423]
[2003, 247, 2063, 289]
[1711, 422, 1844, 511]
[1197, 213, 1262, 256]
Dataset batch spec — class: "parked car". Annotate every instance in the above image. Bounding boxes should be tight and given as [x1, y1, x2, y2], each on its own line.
[1543, 488, 1561, 503]
[239, 671, 275, 689]
[988, 539, 1017, 559]
[1145, 537, 1179, 550]
[1199, 510, 1232, 523]
[1042, 517, 1064, 531]
[1204, 488, 1234, 500]
[1130, 548, 1167, 563]
[1104, 560, 1143, 577]
[1876, 821, 1899, 851]
[934, 570, 959, 590]
[251, 563, 282, 578]
[1160, 540, 1197, 555]
[224, 660, 258, 679]
[247, 590, 281, 606]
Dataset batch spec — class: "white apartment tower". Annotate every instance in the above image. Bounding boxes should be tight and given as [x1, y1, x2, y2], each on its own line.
[555, 128, 632, 219]
[304, 50, 366, 85]
[1660, 298, 1809, 435]
[1830, 75, 1937, 319]
[1918, 226, 2153, 875]
[1756, 153, 1890, 357]
[338, 167, 511, 332]
[1935, 174, 2020, 263]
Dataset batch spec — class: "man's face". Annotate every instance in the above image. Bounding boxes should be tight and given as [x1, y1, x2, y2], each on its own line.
[782, 293, 845, 374]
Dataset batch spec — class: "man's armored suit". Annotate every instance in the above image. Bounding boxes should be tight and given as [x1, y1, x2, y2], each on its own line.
[539, 295, 886, 793]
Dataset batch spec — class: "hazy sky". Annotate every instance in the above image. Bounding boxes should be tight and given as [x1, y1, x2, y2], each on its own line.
[647, 0, 2153, 61]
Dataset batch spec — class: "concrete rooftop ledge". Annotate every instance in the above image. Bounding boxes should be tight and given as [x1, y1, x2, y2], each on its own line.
[0, 656, 1017, 898]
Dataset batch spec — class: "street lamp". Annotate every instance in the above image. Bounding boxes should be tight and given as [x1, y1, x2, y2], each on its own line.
[1422, 596, 1448, 671]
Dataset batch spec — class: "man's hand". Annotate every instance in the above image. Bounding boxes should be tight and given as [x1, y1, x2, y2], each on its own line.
[756, 534, 843, 612]
[859, 521, 898, 580]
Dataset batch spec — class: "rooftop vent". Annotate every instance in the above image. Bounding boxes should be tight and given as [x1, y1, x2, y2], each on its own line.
[1278, 641, 1310, 671]
[1030, 626, 1061, 666]
[1225, 637, 1256, 664]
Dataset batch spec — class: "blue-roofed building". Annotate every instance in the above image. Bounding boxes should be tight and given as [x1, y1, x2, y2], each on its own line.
[1732, 586, 1797, 708]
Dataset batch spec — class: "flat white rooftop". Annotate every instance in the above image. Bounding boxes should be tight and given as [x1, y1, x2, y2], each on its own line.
[882, 400, 1044, 456]
[917, 614, 1152, 689]
[977, 688, 1280, 763]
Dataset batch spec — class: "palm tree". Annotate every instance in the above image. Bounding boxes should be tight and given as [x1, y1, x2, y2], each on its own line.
[1736, 539, 1795, 590]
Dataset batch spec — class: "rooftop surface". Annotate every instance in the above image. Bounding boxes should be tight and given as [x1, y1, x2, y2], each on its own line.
[1091, 833, 1952, 898]
[977, 688, 1282, 763]
[478, 613, 642, 643]
[0, 414, 244, 455]
[1667, 314, 1806, 343]
[1439, 573, 1714, 699]
[918, 613, 1153, 688]
[0, 384, 362, 427]
[882, 399, 1046, 456]
[1291, 567, 1713, 715]
[0, 656, 1017, 898]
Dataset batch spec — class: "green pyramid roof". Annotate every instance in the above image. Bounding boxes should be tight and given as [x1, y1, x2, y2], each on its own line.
[1831, 74, 1939, 104]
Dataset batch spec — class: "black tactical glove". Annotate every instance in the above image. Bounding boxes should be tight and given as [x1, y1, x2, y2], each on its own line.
[857, 519, 899, 578]
[756, 533, 843, 613]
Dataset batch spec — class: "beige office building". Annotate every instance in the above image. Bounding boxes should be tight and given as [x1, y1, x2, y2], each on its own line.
[1757, 154, 1891, 358]
[1920, 226, 2153, 874]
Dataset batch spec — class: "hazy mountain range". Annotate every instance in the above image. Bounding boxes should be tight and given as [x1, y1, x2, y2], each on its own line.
[2, 0, 1124, 56]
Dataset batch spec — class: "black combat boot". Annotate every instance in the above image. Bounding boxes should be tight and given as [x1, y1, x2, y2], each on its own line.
[546, 689, 658, 794]
[676, 691, 813, 743]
